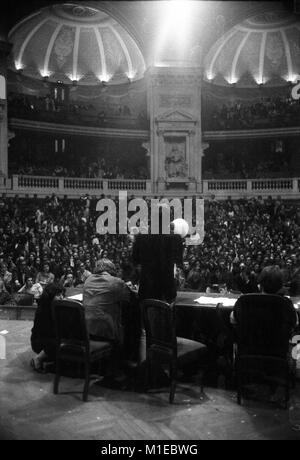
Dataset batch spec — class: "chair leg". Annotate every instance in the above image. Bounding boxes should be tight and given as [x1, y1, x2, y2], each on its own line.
[83, 363, 90, 402]
[144, 358, 151, 392]
[196, 369, 205, 394]
[284, 384, 290, 410]
[169, 364, 177, 404]
[290, 361, 296, 389]
[53, 358, 61, 395]
[237, 374, 242, 406]
[237, 388, 242, 405]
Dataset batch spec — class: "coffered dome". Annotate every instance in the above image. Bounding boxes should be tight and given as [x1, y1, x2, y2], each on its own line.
[204, 10, 300, 87]
[8, 2, 146, 85]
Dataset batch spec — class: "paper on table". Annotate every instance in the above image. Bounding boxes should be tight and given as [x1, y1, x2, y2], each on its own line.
[194, 296, 237, 307]
[68, 294, 83, 302]
[0, 330, 9, 335]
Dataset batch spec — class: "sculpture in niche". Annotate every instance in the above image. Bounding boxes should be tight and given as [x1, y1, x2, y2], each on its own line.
[142, 141, 151, 156]
[165, 140, 187, 179]
[8, 130, 15, 147]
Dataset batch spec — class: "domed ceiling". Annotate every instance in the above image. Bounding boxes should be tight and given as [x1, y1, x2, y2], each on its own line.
[8, 2, 146, 85]
[204, 10, 300, 87]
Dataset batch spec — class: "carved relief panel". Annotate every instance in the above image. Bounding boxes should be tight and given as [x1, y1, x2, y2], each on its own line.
[146, 66, 202, 193]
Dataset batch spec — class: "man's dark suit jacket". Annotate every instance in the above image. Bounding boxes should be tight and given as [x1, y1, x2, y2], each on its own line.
[132, 233, 183, 303]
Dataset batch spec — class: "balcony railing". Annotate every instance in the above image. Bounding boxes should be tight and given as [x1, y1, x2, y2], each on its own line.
[7, 175, 151, 196]
[203, 178, 300, 198]
[1, 175, 300, 199]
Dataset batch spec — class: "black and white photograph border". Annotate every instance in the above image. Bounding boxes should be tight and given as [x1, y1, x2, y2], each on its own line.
[1, 0, 300, 442]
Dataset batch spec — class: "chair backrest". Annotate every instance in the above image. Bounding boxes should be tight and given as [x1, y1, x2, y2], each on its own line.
[234, 294, 296, 358]
[52, 299, 89, 350]
[142, 299, 177, 355]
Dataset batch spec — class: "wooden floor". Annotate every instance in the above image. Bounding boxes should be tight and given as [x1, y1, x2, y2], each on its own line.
[1, 320, 300, 440]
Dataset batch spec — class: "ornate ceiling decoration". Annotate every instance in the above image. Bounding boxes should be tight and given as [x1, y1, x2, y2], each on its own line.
[8, 2, 146, 86]
[204, 9, 300, 87]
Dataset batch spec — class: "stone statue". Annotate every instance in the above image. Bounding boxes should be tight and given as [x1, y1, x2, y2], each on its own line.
[142, 141, 151, 156]
[165, 144, 187, 178]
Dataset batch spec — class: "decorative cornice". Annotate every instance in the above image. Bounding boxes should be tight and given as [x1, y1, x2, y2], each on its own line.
[8, 118, 149, 139]
[203, 126, 300, 140]
[155, 109, 195, 123]
[151, 73, 202, 87]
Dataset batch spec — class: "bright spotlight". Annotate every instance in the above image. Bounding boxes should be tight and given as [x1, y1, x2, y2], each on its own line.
[126, 71, 136, 80]
[98, 74, 111, 83]
[206, 71, 215, 81]
[254, 75, 264, 85]
[225, 75, 238, 85]
[154, 0, 198, 63]
[286, 74, 298, 83]
[168, 0, 191, 29]
[15, 61, 24, 71]
[40, 70, 51, 78]
[67, 74, 82, 82]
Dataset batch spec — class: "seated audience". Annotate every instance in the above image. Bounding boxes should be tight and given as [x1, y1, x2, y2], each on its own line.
[0, 278, 15, 305]
[205, 94, 300, 131]
[0, 262, 12, 293]
[75, 262, 91, 286]
[12, 257, 34, 292]
[18, 276, 43, 300]
[0, 195, 300, 305]
[61, 270, 75, 288]
[36, 263, 55, 288]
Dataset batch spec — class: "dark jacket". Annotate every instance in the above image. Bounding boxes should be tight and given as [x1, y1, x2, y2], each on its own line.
[31, 290, 56, 358]
[132, 234, 183, 302]
[83, 272, 130, 343]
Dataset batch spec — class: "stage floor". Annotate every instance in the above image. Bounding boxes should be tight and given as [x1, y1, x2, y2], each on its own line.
[1, 320, 300, 440]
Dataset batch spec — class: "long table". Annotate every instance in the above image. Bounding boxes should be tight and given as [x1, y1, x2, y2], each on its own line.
[175, 291, 300, 343]
[64, 288, 300, 352]
[176, 290, 300, 309]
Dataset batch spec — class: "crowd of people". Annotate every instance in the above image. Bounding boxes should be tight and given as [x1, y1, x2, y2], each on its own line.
[10, 160, 149, 180]
[0, 193, 300, 308]
[9, 149, 149, 180]
[8, 92, 149, 129]
[10, 91, 300, 134]
[203, 146, 293, 179]
[205, 95, 300, 130]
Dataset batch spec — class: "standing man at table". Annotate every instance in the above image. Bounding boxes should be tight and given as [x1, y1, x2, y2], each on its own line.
[132, 220, 184, 303]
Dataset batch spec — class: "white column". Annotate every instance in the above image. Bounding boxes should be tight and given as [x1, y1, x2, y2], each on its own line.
[0, 41, 12, 178]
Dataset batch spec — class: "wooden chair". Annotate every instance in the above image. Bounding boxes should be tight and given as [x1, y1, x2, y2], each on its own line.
[142, 299, 207, 404]
[52, 299, 113, 402]
[233, 294, 297, 408]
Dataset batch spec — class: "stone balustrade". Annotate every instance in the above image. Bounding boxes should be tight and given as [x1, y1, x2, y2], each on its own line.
[4, 175, 151, 197]
[0, 175, 299, 199]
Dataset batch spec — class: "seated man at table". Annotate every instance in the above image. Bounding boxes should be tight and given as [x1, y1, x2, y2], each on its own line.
[83, 258, 131, 381]
[231, 265, 298, 327]
[230, 265, 298, 401]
